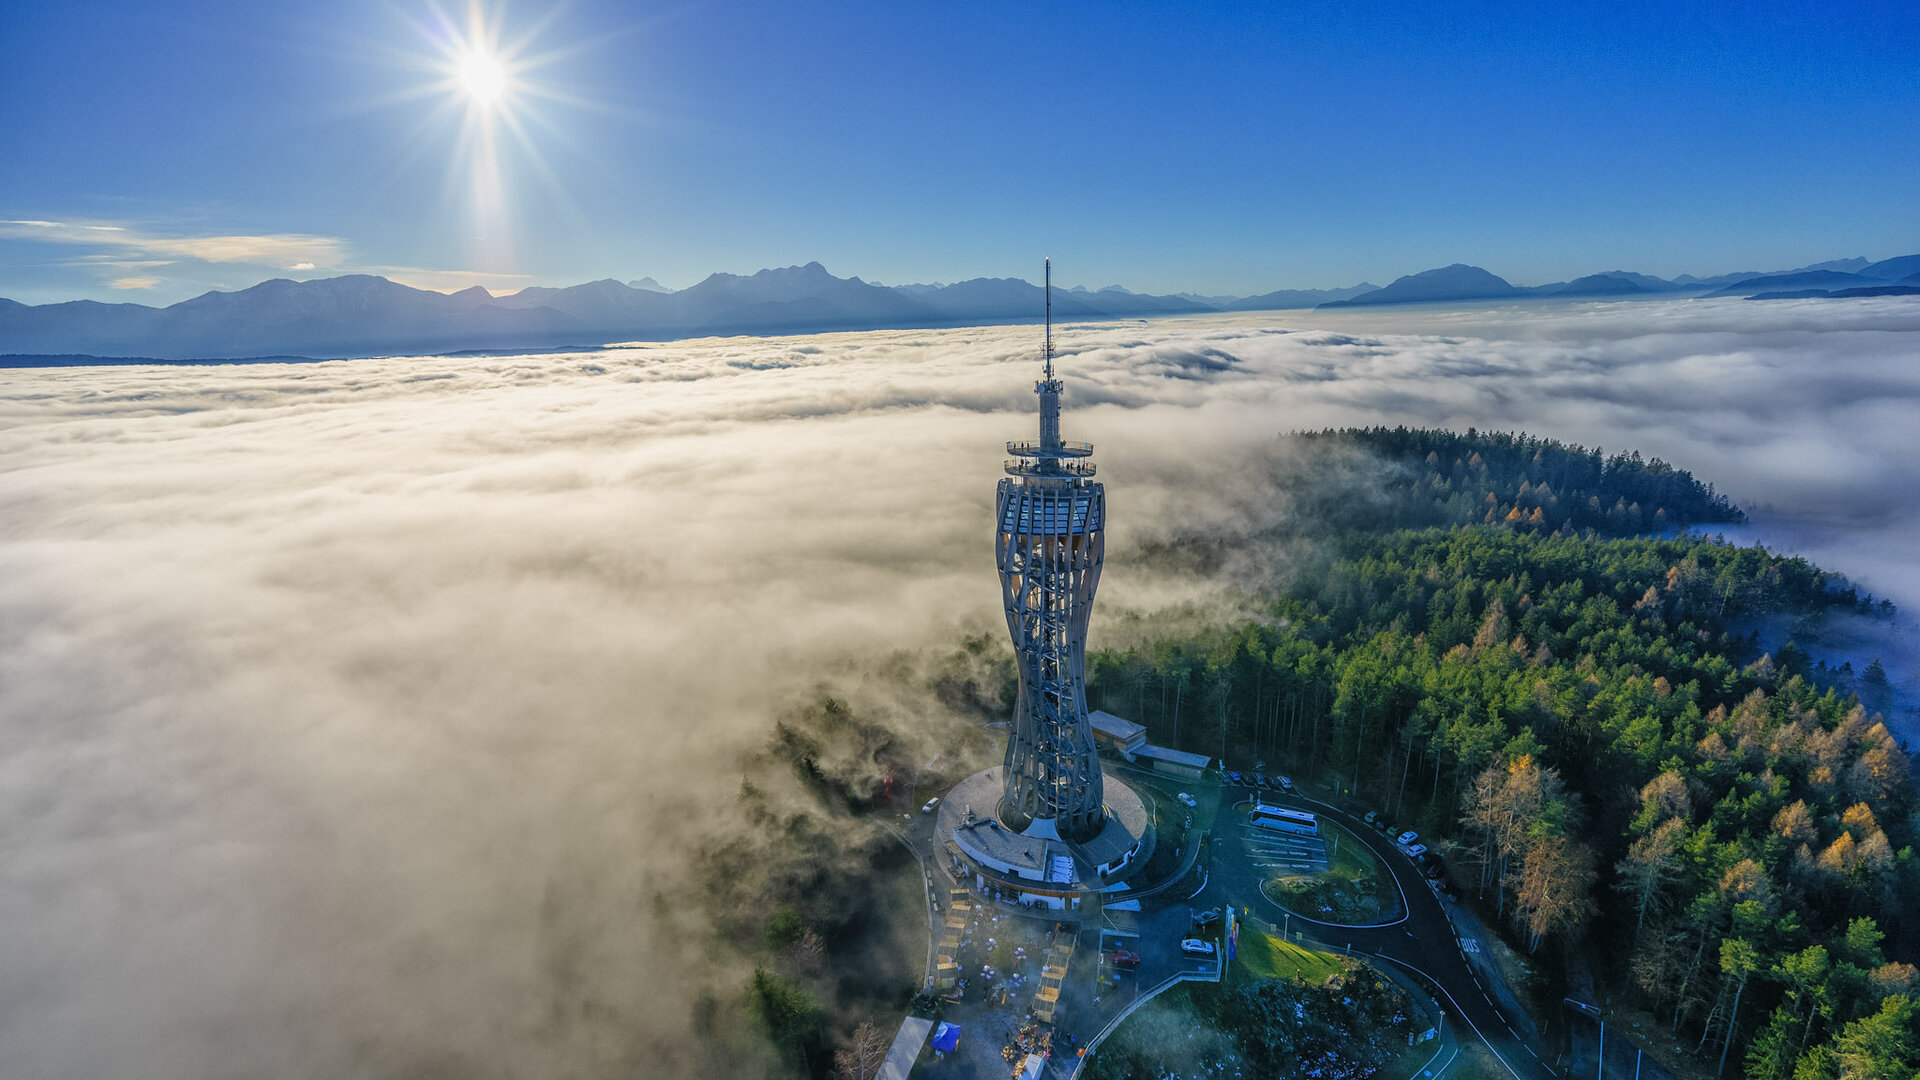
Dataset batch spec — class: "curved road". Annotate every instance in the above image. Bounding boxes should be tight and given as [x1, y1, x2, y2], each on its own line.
[1198, 786, 1551, 1080]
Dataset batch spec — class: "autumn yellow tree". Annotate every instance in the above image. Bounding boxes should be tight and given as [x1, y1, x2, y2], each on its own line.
[1517, 833, 1597, 952]
[833, 1020, 889, 1080]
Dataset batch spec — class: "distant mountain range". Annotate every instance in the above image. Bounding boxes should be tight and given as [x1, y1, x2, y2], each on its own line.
[1321, 255, 1920, 309]
[3, 253, 1917, 361]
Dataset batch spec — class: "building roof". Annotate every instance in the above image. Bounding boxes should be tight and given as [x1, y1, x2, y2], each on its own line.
[1135, 743, 1213, 769]
[877, 1016, 935, 1080]
[1089, 710, 1146, 742]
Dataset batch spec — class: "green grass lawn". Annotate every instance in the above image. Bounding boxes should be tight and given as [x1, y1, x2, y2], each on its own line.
[1232, 928, 1345, 984]
[1323, 820, 1381, 880]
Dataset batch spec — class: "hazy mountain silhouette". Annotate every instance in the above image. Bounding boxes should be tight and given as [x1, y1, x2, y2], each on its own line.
[1548, 271, 1684, 297]
[0, 264, 1205, 360]
[1796, 257, 1871, 274]
[0, 275, 579, 358]
[1317, 264, 1522, 307]
[1860, 255, 1920, 281]
[492, 278, 675, 326]
[1702, 270, 1884, 299]
[1227, 283, 1379, 310]
[893, 277, 1212, 320]
[5, 253, 1917, 361]
[1747, 285, 1920, 301]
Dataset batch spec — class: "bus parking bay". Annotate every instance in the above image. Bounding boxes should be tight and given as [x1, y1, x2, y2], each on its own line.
[1233, 805, 1331, 874]
[1236, 829, 1331, 874]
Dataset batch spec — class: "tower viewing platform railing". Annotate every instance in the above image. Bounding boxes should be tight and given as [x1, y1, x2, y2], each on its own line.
[1006, 439, 1094, 459]
[1004, 459, 1097, 478]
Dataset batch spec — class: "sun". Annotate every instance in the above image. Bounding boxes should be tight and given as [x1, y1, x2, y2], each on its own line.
[457, 49, 507, 106]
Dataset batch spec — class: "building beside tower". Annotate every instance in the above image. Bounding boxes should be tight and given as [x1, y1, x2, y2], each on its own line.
[933, 261, 1154, 914]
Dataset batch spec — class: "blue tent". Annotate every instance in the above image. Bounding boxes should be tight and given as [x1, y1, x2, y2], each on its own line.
[930, 1022, 961, 1053]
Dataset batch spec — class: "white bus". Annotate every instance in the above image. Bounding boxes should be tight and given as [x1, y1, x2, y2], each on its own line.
[1249, 805, 1319, 837]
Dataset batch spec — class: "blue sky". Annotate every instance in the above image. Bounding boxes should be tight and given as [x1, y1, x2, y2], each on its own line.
[2, 0, 1914, 304]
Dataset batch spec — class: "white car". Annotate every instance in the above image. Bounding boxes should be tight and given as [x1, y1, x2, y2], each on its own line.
[1277, 775, 1295, 792]
[1177, 792, 1197, 808]
[1396, 830, 1420, 847]
[922, 798, 940, 814]
[1179, 938, 1217, 957]
[1405, 843, 1428, 859]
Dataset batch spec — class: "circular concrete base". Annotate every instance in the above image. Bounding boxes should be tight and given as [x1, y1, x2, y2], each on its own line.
[935, 766, 1163, 909]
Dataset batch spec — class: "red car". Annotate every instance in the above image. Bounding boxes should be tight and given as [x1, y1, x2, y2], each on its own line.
[1110, 947, 1141, 969]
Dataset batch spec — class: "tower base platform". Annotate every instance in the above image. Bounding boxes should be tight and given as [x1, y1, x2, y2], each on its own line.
[934, 766, 1160, 918]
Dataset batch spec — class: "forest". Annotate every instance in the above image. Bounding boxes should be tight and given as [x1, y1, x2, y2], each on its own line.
[1085, 428, 1917, 1080]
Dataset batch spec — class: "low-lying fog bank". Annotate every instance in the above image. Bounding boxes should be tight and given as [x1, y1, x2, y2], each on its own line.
[1, 295, 1915, 1077]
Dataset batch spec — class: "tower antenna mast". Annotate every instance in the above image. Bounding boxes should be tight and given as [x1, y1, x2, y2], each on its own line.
[1044, 257, 1053, 380]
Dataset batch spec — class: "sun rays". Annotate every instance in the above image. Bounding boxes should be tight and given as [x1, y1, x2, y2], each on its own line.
[376, 0, 594, 277]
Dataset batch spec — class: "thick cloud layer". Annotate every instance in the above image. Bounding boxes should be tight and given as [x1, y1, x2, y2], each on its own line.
[1, 296, 1916, 1077]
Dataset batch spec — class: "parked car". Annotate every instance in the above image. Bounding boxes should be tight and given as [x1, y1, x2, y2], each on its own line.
[1179, 938, 1217, 957]
[1405, 843, 1428, 859]
[1177, 792, 1197, 808]
[1192, 909, 1222, 932]
[1396, 830, 1420, 847]
[1110, 947, 1141, 969]
[1277, 775, 1295, 792]
[1252, 773, 1267, 788]
[1226, 770, 1244, 785]
[921, 797, 940, 814]
[1362, 811, 1380, 828]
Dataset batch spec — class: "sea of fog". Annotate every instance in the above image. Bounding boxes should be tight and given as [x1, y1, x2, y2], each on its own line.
[2, 295, 1918, 1077]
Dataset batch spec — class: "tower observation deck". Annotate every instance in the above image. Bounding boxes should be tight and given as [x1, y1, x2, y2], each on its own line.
[995, 259, 1107, 842]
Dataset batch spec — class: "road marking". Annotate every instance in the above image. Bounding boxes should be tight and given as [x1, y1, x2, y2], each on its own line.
[1352, 953, 1526, 1080]
[1461, 939, 1481, 953]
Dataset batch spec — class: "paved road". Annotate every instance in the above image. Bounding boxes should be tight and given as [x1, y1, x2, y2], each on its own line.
[1200, 785, 1553, 1080]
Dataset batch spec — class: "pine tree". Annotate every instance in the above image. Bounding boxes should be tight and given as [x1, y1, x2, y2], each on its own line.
[1828, 994, 1916, 1080]
[1715, 938, 1761, 1076]
[1746, 1007, 1799, 1080]
[1617, 816, 1687, 942]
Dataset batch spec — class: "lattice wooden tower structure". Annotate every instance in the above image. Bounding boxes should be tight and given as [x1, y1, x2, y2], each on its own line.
[995, 259, 1107, 842]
